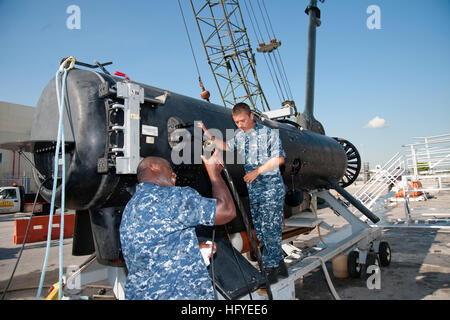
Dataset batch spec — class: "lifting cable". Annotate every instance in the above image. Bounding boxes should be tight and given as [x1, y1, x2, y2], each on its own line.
[35, 56, 74, 300]
[256, 0, 272, 41]
[244, 0, 287, 102]
[258, 0, 294, 100]
[242, 0, 294, 103]
[275, 50, 293, 100]
[258, 0, 293, 102]
[243, 0, 284, 104]
[260, 0, 276, 39]
[177, 0, 210, 102]
[259, 0, 294, 101]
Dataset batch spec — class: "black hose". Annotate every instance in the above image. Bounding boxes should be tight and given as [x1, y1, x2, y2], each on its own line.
[210, 228, 218, 300]
[1, 177, 51, 300]
[221, 166, 273, 300]
[224, 224, 253, 300]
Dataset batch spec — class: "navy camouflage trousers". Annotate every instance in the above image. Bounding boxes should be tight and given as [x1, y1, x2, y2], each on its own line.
[247, 174, 285, 268]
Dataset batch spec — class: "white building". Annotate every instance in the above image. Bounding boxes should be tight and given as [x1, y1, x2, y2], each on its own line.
[0, 101, 37, 192]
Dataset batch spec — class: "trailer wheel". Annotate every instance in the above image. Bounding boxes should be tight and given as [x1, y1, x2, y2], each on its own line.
[347, 251, 361, 278]
[362, 252, 379, 280]
[378, 241, 391, 267]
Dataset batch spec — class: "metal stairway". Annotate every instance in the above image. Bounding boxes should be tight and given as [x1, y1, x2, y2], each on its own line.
[351, 152, 406, 213]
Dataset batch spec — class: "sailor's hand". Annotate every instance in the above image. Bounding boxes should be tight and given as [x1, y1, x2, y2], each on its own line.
[243, 168, 260, 184]
[199, 241, 217, 257]
[201, 149, 224, 174]
[196, 121, 207, 132]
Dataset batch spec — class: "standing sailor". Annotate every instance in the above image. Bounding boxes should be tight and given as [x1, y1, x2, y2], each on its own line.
[198, 102, 287, 283]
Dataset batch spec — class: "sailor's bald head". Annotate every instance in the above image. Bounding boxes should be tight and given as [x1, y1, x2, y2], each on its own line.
[137, 157, 177, 187]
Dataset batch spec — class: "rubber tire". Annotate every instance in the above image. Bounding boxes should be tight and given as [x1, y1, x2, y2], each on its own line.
[347, 251, 361, 278]
[362, 252, 379, 280]
[378, 241, 391, 267]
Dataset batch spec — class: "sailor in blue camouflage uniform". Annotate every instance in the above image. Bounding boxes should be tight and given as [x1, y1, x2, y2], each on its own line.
[120, 154, 235, 300]
[198, 102, 287, 283]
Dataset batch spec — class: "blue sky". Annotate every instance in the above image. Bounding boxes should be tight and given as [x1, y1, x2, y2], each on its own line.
[0, 0, 449, 168]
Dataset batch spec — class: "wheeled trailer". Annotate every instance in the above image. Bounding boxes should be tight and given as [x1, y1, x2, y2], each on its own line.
[59, 188, 390, 300]
[235, 189, 391, 300]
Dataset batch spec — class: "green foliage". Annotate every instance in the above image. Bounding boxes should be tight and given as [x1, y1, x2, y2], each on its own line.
[411, 162, 430, 174]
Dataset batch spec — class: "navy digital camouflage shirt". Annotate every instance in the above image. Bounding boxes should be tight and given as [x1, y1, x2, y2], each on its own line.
[226, 121, 286, 176]
[226, 121, 286, 268]
[119, 182, 217, 300]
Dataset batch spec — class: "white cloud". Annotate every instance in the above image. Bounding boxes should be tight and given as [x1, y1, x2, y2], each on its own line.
[365, 116, 387, 129]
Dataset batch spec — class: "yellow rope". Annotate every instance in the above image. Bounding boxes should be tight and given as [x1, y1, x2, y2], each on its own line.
[59, 56, 76, 72]
[311, 201, 329, 248]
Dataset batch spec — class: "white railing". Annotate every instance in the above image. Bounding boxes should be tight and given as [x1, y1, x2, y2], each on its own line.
[405, 134, 450, 176]
[349, 133, 450, 227]
[351, 152, 406, 211]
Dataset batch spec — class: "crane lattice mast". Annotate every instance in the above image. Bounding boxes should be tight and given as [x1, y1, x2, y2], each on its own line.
[189, 0, 270, 112]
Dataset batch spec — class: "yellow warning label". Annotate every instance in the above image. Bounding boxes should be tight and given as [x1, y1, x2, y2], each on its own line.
[0, 201, 14, 207]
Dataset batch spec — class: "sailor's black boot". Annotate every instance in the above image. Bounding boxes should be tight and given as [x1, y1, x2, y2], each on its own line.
[278, 259, 289, 278]
[264, 267, 279, 284]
